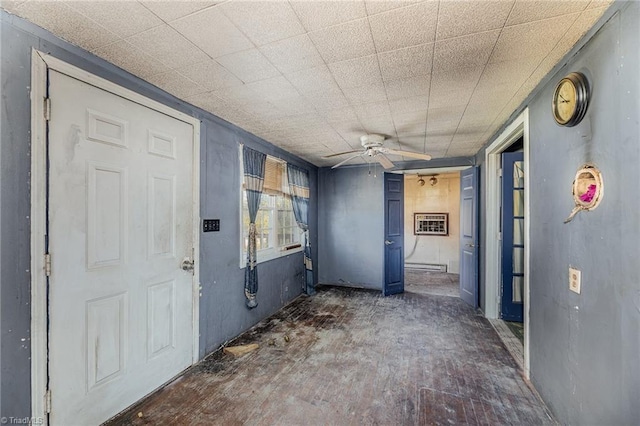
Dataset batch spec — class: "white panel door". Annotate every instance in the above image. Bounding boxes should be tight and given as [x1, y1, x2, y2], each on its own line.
[47, 70, 195, 425]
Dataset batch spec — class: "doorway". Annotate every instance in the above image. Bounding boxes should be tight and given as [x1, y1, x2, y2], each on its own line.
[484, 109, 531, 378]
[402, 170, 463, 298]
[30, 52, 201, 424]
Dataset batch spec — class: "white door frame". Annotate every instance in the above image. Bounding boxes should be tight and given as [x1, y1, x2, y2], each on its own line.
[483, 108, 530, 378]
[30, 50, 201, 422]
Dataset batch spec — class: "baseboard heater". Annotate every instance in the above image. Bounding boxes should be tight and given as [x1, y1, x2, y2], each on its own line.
[404, 262, 447, 272]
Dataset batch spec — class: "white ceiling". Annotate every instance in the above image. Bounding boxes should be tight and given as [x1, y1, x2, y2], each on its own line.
[2, 0, 612, 167]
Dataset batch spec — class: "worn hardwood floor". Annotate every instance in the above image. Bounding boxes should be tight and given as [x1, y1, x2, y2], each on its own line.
[107, 280, 554, 426]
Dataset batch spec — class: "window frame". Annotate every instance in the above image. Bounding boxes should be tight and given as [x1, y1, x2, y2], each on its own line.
[239, 152, 303, 268]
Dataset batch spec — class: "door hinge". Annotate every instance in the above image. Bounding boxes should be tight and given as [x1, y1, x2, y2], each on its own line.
[44, 97, 51, 121]
[45, 389, 52, 413]
[498, 231, 502, 241]
[497, 168, 503, 177]
[44, 253, 51, 277]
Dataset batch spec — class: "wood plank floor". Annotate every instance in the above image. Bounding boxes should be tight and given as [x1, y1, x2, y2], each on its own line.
[107, 282, 555, 425]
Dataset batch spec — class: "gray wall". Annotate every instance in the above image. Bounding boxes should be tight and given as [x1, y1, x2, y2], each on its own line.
[318, 167, 384, 289]
[477, 2, 639, 423]
[0, 11, 317, 419]
[528, 4, 639, 423]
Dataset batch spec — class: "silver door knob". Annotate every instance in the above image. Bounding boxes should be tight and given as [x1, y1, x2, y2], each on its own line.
[181, 258, 195, 272]
[384, 240, 394, 245]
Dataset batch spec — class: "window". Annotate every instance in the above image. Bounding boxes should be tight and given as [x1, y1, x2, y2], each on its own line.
[241, 155, 302, 266]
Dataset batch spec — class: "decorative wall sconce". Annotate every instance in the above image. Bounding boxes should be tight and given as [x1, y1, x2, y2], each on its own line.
[417, 176, 425, 186]
[564, 164, 604, 223]
[429, 176, 438, 186]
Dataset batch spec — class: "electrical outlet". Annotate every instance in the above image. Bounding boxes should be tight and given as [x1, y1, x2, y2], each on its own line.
[569, 267, 581, 294]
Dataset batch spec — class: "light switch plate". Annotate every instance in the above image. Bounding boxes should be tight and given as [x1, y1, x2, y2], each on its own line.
[569, 267, 581, 294]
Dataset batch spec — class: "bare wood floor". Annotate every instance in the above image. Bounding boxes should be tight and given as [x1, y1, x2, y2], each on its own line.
[107, 285, 554, 426]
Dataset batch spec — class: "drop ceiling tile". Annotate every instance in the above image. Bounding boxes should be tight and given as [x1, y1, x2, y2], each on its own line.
[12, 2, 120, 51]
[432, 30, 499, 74]
[290, 0, 367, 31]
[140, 1, 219, 22]
[359, 114, 396, 136]
[323, 107, 359, 124]
[186, 91, 239, 115]
[436, 0, 514, 40]
[388, 96, 429, 116]
[245, 101, 287, 121]
[286, 65, 341, 94]
[369, 2, 438, 52]
[308, 18, 376, 63]
[586, 0, 614, 9]
[271, 95, 318, 117]
[127, 24, 209, 69]
[303, 87, 350, 111]
[0, 1, 26, 13]
[393, 114, 427, 137]
[216, 48, 281, 83]
[246, 76, 300, 103]
[342, 82, 388, 105]
[67, 1, 163, 38]
[506, 0, 588, 26]
[490, 14, 578, 63]
[93, 40, 171, 80]
[384, 75, 431, 101]
[429, 66, 483, 109]
[428, 105, 467, 122]
[378, 44, 434, 82]
[397, 134, 427, 151]
[353, 101, 392, 119]
[260, 34, 325, 74]
[364, 0, 419, 16]
[175, 59, 243, 91]
[170, 7, 253, 59]
[328, 55, 382, 89]
[213, 83, 260, 105]
[220, 1, 305, 46]
[147, 70, 207, 99]
[474, 57, 540, 97]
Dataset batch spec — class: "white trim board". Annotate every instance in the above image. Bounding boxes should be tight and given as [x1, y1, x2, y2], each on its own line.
[483, 108, 531, 379]
[30, 50, 201, 423]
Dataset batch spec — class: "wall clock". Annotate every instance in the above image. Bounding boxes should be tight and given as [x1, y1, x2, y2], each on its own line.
[552, 72, 590, 127]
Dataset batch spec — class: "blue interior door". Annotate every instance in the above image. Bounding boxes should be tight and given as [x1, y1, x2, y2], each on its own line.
[460, 167, 479, 307]
[501, 152, 524, 322]
[384, 173, 404, 296]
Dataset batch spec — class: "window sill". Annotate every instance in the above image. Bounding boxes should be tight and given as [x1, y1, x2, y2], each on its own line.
[239, 245, 303, 269]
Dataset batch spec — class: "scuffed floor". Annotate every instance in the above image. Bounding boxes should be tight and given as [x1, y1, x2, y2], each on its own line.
[405, 269, 460, 297]
[106, 286, 554, 426]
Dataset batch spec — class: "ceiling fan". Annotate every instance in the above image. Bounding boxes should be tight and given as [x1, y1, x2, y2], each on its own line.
[324, 134, 432, 169]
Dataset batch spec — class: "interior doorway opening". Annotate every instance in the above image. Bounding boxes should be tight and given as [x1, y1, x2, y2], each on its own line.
[402, 169, 463, 298]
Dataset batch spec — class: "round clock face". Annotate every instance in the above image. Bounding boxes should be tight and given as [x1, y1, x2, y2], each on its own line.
[552, 72, 590, 127]
[554, 80, 577, 124]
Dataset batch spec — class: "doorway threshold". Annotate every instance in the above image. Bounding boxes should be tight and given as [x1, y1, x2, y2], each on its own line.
[489, 319, 524, 373]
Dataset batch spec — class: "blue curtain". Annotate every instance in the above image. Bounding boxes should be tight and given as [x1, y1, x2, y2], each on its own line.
[287, 164, 314, 295]
[243, 146, 266, 309]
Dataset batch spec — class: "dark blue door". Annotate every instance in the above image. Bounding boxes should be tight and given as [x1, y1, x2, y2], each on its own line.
[459, 167, 479, 307]
[384, 173, 404, 296]
[501, 152, 524, 322]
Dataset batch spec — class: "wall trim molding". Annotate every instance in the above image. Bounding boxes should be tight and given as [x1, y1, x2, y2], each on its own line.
[483, 108, 531, 379]
[30, 50, 201, 422]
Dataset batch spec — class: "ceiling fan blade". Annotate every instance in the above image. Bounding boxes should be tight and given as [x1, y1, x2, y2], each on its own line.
[382, 148, 432, 161]
[323, 150, 361, 158]
[331, 153, 362, 169]
[375, 153, 395, 169]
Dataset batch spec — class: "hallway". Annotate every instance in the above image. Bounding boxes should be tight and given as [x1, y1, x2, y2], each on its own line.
[107, 286, 554, 425]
